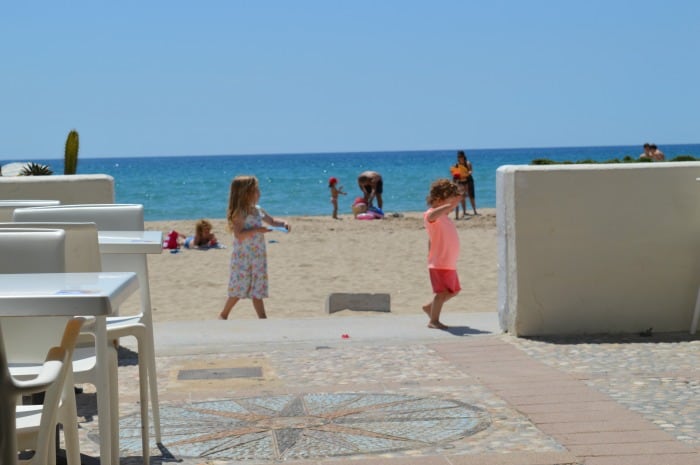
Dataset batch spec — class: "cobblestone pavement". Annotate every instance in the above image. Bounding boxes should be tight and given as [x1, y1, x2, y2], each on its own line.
[70, 321, 699, 465]
[78, 342, 566, 464]
[507, 333, 700, 447]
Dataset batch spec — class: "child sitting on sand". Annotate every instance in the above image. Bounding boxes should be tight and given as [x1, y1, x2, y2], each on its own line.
[422, 178, 462, 329]
[185, 219, 219, 249]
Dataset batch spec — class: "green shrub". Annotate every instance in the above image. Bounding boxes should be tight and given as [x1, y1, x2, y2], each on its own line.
[531, 154, 698, 165]
[671, 155, 698, 162]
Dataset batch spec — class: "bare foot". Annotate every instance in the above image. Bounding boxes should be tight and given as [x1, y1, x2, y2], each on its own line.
[422, 305, 431, 317]
[428, 321, 449, 330]
[218, 313, 228, 320]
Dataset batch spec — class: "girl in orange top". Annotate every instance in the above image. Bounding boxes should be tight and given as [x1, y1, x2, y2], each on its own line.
[422, 178, 462, 330]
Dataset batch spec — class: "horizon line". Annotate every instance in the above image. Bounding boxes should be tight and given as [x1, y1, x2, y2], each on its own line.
[3, 141, 700, 162]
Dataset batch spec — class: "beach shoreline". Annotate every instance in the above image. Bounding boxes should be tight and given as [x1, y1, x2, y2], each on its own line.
[123, 209, 498, 323]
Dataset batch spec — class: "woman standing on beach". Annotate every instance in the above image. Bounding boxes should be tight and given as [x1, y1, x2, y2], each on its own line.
[218, 175, 290, 320]
[450, 151, 477, 218]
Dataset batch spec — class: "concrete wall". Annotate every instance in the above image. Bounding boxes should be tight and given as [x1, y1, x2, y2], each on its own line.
[0, 174, 114, 205]
[497, 162, 700, 336]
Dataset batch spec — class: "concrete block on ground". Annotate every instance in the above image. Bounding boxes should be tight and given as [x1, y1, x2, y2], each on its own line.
[325, 293, 390, 314]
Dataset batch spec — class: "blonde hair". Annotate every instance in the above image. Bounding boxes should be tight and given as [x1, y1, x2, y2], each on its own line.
[195, 219, 212, 236]
[226, 175, 259, 231]
[193, 219, 214, 246]
[426, 178, 460, 205]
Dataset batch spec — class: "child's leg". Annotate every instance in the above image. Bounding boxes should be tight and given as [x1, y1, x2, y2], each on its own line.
[332, 198, 338, 218]
[219, 296, 239, 319]
[426, 291, 456, 329]
[252, 298, 267, 319]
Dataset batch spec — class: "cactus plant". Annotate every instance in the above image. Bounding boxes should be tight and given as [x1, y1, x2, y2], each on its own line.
[64, 129, 79, 174]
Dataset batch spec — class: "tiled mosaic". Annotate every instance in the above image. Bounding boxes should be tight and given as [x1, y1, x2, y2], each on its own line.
[118, 392, 490, 461]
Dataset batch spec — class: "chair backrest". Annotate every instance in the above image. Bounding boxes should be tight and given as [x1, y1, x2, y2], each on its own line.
[0, 222, 101, 272]
[15, 317, 84, 465]
[0, 229, 69, 363]
[0, 200, 60, 222]
[0, 229, 66, 273]
[13, 204, 145, 231]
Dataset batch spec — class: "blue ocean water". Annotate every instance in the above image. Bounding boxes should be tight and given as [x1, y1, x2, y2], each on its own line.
[8, 144, 699, 221]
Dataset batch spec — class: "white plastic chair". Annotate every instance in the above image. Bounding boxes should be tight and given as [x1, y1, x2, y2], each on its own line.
[0, 200, 60, 222]
[14, 317, 86, 465]
[13, 204, 144, 230]
[0, 228, 82, 465]
[0, 222, 102, 272]
[1, 317, 85, 465]
[13, 204, 161, 462]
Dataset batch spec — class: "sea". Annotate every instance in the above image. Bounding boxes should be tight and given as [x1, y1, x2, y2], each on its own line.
[5, 143, 699, 222]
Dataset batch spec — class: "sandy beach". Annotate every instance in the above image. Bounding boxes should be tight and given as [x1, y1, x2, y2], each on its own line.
[120, 209, 497, 322]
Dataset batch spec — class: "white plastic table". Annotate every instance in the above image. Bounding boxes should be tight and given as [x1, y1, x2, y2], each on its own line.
[0, 272, 139, 465]
[98, 230, 162, 319]
[97, 230, 163, 255]
[97, 230, 163, 456]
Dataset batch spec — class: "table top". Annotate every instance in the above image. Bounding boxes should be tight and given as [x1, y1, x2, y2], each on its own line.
[0, 272, 139, 316]
[98, 230, 163, 255]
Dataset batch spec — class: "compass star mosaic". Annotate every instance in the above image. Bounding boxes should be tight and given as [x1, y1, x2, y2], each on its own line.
[118, 392, 491, 461]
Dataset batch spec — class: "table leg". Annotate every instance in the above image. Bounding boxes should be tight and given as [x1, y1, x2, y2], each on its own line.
[94, 317, 115, 465]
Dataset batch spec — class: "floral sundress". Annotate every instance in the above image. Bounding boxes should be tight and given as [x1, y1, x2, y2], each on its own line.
[227, 207, 268, 299]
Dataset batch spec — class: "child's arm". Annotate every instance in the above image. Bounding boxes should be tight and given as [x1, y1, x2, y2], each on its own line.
[426, 196, 461, 222]
[261, 210, 291, 232]
[232, 214, 269, 240]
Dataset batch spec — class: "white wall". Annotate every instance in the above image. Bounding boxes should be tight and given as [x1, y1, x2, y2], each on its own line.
[0, 174, 114, 205]
[497, 162, 700, 336]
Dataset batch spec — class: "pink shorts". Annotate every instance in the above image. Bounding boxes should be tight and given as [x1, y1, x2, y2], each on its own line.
[429, 268, 461, 294]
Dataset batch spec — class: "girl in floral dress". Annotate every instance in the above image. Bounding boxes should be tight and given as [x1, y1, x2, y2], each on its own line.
[218, 175, 290, 319]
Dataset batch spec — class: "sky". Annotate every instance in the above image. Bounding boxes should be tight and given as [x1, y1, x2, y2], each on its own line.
[1, 1, 698, 159]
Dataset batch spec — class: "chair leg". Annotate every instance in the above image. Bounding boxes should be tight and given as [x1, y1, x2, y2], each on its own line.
[58, 371, 81, 465]
[144, 330, 162, 443]
[108, 343, 120, 465]
[692, 287, 700, 335]
[137, 335, 150, 465]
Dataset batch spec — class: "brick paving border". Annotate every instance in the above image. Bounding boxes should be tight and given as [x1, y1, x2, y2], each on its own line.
[430, 336, 700, 465]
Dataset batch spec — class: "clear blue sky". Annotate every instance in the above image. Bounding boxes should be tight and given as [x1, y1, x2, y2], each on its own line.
[1, 1, 698, 159]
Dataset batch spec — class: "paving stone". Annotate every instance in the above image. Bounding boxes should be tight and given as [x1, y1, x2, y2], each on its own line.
[568, 439, 696, 456]
[72, 325, 699, 464]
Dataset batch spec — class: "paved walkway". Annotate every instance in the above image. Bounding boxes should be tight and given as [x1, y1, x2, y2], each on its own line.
[72, 312, 699, 465]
